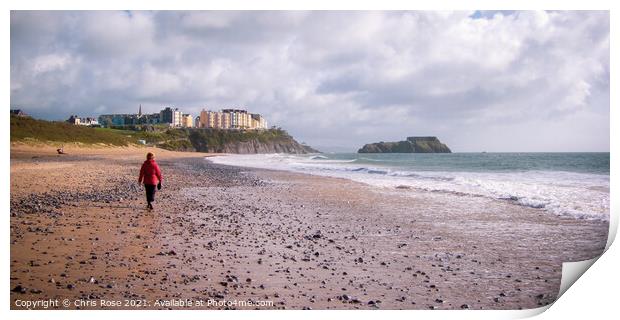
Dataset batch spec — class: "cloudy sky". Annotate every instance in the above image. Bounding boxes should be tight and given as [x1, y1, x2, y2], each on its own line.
[10, 11, 609, 152]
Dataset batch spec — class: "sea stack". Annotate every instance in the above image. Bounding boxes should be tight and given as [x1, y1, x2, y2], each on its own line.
[358, 136, 451, 153]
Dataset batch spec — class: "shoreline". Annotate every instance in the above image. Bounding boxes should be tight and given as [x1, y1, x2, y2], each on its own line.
[10, 146, 609, 310]
[206, 153, 610, 223]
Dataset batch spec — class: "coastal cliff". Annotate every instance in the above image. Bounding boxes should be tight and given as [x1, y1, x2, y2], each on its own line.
[218, 139, 317, 154]
[185, 129, 318, 154]
[358, 136, 451, 153]
[11, 115, 318, 154]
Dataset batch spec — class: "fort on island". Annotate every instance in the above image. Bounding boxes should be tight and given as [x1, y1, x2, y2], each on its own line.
[67, 105, 268, 130]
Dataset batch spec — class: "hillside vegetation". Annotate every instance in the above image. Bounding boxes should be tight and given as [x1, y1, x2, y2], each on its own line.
[11, 115, 317, 154]
[10, 115, 133, 146]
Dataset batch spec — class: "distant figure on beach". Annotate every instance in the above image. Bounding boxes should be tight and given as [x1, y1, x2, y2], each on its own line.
[138, 152, 163, 210]
[56, 146, 65, 154]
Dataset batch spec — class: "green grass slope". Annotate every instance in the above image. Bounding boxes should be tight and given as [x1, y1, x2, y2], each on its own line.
[10, 116, 307, 153]
[10, 115, 134, 146]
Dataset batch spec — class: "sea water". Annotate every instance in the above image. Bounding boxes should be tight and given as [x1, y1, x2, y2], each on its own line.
[209, 153, 610, 221]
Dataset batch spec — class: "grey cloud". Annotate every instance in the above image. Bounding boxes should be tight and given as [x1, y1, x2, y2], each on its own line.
[10, 10, 609, 152]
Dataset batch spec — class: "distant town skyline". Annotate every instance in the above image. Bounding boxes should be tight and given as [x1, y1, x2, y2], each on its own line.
[11, 11, 609, 152]
[91, 105, 268, 130]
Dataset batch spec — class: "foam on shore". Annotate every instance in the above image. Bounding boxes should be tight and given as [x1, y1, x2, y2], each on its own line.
[208, 153, 610, 221]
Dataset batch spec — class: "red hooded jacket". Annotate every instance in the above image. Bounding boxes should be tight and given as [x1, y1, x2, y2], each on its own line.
[139, 159, 162, 186]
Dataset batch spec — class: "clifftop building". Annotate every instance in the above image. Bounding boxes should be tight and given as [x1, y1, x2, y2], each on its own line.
[199, 109, 267, 130]
[10, 109, 30, 117]
[96, 105, 264, 129]
[181, 114, 194, 128]
[67, 115, 99, 126]
[160, 107, 183, 127]
[97, 113, 137, 127]
[98, 105, 193, 128]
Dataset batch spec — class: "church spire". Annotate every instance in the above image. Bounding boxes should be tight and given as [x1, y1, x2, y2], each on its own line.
[138, 104, 142, 117]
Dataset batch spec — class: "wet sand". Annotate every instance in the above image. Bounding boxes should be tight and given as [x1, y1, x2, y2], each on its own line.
[10, 144, 609, 310]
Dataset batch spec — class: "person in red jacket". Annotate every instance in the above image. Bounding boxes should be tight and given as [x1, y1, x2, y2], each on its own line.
[138, 152, 163, 210]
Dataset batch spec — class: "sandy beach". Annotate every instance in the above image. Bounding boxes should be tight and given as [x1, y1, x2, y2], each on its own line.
[10, 144, 609, 310]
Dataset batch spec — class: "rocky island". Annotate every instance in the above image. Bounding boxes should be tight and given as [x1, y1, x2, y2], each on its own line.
[358, 136, 451, 153]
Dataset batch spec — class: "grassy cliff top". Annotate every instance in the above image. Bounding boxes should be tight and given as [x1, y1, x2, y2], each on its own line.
[10, 115, 293, 148]
[10, 115, 134, 146]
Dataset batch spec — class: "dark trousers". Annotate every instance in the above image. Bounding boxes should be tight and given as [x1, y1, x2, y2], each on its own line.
[144, 184, 156, 203]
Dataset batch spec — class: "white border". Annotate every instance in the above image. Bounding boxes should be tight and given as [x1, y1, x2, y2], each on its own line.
[2, 1, 616, 320]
